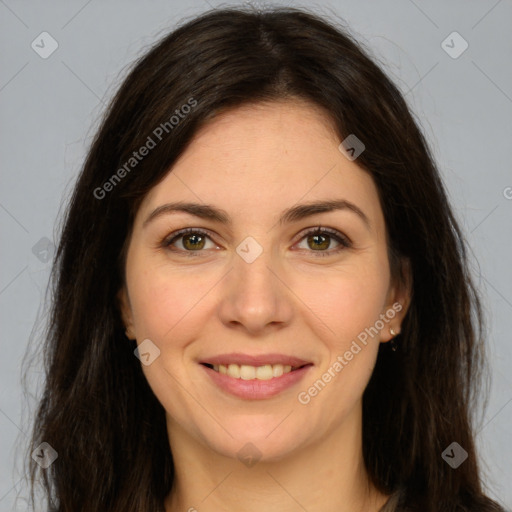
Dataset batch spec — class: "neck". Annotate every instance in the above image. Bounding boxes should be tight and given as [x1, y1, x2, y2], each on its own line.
[164, 402, 390, 512]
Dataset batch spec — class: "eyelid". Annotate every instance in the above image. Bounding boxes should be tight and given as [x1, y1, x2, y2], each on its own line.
[294, 225, 351, 246]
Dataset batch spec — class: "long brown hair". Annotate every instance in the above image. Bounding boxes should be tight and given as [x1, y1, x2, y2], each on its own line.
[25, 6, 505, 511]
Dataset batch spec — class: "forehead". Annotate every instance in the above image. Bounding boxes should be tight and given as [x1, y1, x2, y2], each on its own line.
[136, 100, 385, 234]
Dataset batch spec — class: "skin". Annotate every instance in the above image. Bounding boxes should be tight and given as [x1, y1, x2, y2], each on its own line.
[118, 99, 411, 512]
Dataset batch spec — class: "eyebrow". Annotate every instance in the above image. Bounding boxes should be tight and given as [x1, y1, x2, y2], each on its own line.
[143, 199, 371, 231]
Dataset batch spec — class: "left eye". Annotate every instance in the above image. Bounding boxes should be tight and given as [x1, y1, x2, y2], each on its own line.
[162, 227, 351, 257]
[295, 228, 351, 255]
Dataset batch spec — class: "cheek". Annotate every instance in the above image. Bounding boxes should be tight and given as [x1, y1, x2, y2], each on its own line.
[299, 274, 387, 412]
[126, 257, 211, 343]
[301, 262, 390, 346]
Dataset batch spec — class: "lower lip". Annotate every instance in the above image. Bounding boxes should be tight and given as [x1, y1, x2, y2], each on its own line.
[201, 364, 313, 400]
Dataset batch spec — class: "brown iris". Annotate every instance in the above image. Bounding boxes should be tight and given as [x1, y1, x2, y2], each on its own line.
[182, 233, 206, 250]
[307, 233, 330, 251]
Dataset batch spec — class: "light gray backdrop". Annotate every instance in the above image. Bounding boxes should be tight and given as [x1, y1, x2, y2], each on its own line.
[0, 0, 511, 510]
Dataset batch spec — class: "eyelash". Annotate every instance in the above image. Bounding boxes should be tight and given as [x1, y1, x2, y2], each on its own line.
[161, 226, 352, 258]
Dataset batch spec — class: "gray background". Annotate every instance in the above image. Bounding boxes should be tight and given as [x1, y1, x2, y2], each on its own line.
[1, 0, 511, 509]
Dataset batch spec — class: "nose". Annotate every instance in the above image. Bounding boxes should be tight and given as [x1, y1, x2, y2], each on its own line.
[217, 247, 294, 336]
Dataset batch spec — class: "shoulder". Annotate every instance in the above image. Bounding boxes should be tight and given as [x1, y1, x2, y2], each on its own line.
[378, 488, 403, 512]
[380, 487, 508, 512]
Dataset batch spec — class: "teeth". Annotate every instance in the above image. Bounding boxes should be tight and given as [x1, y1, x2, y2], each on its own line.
[256, 364, 273, 380]
[240, 365, 256, 380]
[272, 364, 283, 377]
[212, 363, 299, 380]
[227, 364, 240, 378]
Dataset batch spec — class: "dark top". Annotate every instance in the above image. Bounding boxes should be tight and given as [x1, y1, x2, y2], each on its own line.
[378, 487, 406, 512]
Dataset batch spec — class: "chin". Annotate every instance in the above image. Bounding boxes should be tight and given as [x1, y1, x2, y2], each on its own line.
[197, 414, 315, 463]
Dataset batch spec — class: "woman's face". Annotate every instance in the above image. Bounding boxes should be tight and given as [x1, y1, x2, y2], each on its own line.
[119, 100, 409, 461]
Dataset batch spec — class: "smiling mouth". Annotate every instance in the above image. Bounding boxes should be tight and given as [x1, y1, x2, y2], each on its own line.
[201, 362, 310, 380]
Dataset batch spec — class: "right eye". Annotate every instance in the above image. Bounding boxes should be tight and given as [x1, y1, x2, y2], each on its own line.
[162, 228, 219, 256]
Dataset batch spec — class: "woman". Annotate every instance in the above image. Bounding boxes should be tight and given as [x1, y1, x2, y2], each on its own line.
[27, 6, 506, 512]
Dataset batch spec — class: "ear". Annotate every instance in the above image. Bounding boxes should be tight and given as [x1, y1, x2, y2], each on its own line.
[380, 257, 412, 343]
[117, 287, 136, 340]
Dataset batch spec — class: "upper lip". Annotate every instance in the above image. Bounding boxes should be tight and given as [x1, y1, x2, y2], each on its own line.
[200, 353, 312, 367]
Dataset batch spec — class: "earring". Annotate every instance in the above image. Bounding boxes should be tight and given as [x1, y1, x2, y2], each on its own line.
[389, 327, 399, 351]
